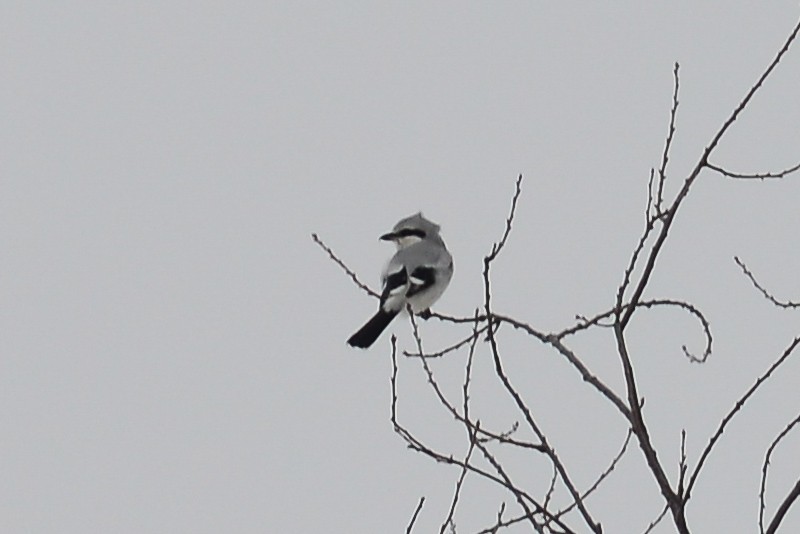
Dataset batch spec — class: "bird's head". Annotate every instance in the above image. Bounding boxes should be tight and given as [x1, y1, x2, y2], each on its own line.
[380, 212, 442, 250]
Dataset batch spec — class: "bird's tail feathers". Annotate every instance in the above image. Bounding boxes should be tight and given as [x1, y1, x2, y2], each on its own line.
[347, 309, 399, 348]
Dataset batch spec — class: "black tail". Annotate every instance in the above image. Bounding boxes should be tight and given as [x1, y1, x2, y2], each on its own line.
[347, 309, 399, 348]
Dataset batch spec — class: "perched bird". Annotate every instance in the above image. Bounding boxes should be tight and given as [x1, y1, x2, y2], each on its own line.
[347, 213, 453, 348]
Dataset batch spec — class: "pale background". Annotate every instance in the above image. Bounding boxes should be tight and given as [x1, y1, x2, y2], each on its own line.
[2, 2, 799, 532]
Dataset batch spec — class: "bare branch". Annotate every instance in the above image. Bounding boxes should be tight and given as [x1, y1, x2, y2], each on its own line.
[426, 311, 490, 324]
[617, 64, 680, 317]
[559, 309, 620, 339]
[374, 18, 800, 533]
[555, 428, 634, 520]
[619, 17, 800, 329]
[707, 160, 800, 180]
[407, 313, 546, 451]
[687, 336, 800, 499]
[543, 464, 558, 511]
[390, 335, 556, 525]
[646, 167, 656, 224]
[641, 505, 669, 534]
[406, 496, 426, 534]
[474, 440, 551, 534]
[678, 430, 688, 497]
[561, 298, 713, 362]
[766, 479, 800, 534]
[614, 323, 687, 531]
[495, 313, 631, 419]
[475, 502, 538, 534]
[699, 19, 800, 170]
[462, 311, 481, 430]
[311, 233, 379, 299]
[760, 412, 800, 534]
[637, 299, 713, 363]
[735, 256, 800, 309]
[404, 324, 489, 359]
[615, 218, 658, 320]
[487, 174, 524, 262]
[440, 436, 477, 534]
[474, 502, 513, 534]
[583, 427, 634, 504]
[656, 62, 681, 215]
[396, 312, 573, 533]
[436, 317, 479, 534]
[482, 185, 602, 533]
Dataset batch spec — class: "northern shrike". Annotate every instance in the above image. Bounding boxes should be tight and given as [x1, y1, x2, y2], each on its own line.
[347, 213, 454, 348]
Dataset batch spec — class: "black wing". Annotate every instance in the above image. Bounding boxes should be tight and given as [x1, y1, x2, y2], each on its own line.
[380, 268, 409, 307]
[405, 266, 436, 298]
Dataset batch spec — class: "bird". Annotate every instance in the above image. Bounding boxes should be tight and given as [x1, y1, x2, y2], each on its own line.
[347, 212, 453, 348]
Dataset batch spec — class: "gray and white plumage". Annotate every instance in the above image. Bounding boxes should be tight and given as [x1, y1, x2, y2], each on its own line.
[347, 213, 453, 349]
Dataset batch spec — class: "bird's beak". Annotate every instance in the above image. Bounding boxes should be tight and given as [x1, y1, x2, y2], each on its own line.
[379, 232, 397, 241]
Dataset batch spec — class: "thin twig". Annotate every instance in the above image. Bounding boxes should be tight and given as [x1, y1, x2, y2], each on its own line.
[474, 440, 551, 534]
[678, 430, 688, 496]
[620, 17, 800, 329]
[495, 313, 631, 419]
[617, 63, 680, 317]
[615, 220, 657, 320]
[390, 335, 552, 522]
[687, 336, 800, 499]
[474, 511, 553, 534]
[482, 180, 601, 533]
[477, 502, 543, 534]
[555, 428, 634, 520]
[487, 174, 524, 262]
[405, 324, 489, 359]
[427, 311, 490, 324]
[406, 496, 426, 534]
[463, 311, 481, 430]
[543, 464, 558, 511]
[637, 299, 713, 363]
[760, 412, 800, 534]
[735, 256, 800, 309]
[646, 168, 656, 224]
[641, 505, 669, 534]
[440, 432, 477, 534]
[559, 298, 713, 366]
[437, 315, 481, 534]
[707, 160, 800, 180]
[656, 62, 681, 215]
[407, 312, 546, 451]
[311, 233, 379, 298]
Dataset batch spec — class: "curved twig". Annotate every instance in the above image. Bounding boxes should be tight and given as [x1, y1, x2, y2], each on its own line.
[687, 336, 800, 499]
[637, 299, 713, 363]
[760, 412, 800, 534]
[707, 160, 800, 180]
[556, 298, 712, 364]
[735, 256, 800, 309]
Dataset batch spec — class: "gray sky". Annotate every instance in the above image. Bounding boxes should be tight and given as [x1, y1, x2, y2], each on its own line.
[3, 2, 799, 532]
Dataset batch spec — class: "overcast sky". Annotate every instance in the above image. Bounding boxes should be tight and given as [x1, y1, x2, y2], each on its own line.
[2, 2, 800, 533]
